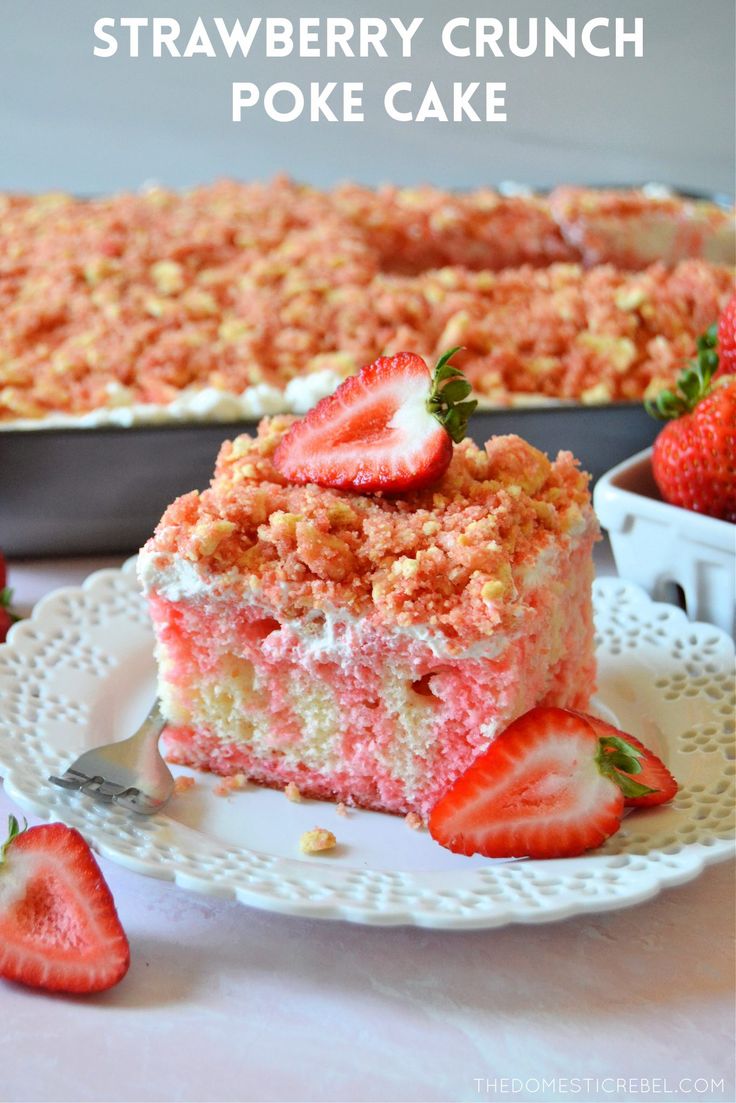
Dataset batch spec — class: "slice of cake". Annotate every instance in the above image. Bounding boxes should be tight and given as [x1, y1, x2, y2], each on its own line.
[138, 418, 598, 819]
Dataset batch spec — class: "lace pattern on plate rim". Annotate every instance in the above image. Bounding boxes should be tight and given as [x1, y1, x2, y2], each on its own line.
[0, 559, 733, 929]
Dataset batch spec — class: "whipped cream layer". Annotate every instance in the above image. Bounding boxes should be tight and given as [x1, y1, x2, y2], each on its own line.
[0, 371, 345, 432]
[137, 530, 577, 664]
[1, 378, 574, 432]
[137, 545, 512, 661]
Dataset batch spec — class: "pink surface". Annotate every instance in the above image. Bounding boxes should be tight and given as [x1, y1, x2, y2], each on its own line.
[2, 554, 734, 1103]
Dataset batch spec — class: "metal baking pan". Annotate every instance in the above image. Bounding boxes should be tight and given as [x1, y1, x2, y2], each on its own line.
[0, 405, 658, 557]
[4, 180, 727, 557]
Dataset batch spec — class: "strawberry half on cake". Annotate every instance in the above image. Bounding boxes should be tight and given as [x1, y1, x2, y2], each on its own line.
[138, 351, 599, 818]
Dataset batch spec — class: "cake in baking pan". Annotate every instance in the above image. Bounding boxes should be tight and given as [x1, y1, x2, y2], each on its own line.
[1, 181, 732, 426]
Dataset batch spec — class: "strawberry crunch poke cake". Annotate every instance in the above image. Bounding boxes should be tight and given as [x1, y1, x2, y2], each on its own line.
[138, 351, 599, 819]
[1, 180, 733, 425]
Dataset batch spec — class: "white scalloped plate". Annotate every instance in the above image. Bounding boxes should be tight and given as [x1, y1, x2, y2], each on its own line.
[0, 561, 733, 929]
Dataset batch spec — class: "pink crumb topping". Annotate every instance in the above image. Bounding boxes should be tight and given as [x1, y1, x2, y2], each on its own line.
[549, 187, 735, 273]
[0, 179, 731, 421]
[143, 421, 597, 651]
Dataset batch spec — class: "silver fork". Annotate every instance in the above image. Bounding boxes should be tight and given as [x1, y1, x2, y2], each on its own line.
[49, 700, 174, 815]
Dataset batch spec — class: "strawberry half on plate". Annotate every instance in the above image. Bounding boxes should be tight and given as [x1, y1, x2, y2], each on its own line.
[273, 348, 477, 493]
[0, 548, 20, 643]
[0, 816, 130, 994]
[429, 707, 675, 860]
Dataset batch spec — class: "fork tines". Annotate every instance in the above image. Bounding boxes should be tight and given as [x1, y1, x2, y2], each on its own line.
[49, 769, 154, 812]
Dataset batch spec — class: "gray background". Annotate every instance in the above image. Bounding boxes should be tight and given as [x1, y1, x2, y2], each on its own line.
[1, 0, 734, 194]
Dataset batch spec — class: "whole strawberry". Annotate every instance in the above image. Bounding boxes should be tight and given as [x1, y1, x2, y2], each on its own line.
[716, 291, 736, 378]
[647, 330, 736, 522]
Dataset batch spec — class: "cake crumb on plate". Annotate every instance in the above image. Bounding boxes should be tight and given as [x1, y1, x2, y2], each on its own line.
[173, 776, 196, 796]
[300, 828, 337, 854]
[405, 811, 424, 830]
[213, 773, 247, 797]
[284, 781, 302, 802]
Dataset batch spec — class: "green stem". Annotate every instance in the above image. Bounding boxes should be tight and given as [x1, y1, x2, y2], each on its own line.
[426, 348, 478, 443]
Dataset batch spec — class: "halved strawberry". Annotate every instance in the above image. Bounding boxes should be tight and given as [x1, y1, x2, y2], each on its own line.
[273, 348, 477, 493]
[0, 816, 130, 993]
[0, 606, 13, 644]
[429, 707, 660, 860]
[0, 548, 20, 643]
[578, 712, 678, 808]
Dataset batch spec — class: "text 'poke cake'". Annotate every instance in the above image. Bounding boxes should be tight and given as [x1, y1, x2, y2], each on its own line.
[138, 352, 599, 818]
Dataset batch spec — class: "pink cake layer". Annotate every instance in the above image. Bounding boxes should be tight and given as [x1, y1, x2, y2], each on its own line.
[140, 422, 599, 817]
[149, 540, 594, 816]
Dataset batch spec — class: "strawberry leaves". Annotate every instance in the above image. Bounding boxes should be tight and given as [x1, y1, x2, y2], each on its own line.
[0, 587, 18, 617]
[595, 734, 658, 800]
[426, 347, 478, 443]
[1, 815, 25, 863]
[646, 323, 719, 421]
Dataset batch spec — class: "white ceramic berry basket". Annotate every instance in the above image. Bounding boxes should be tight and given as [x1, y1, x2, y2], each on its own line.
[595, 448, 736, 638]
